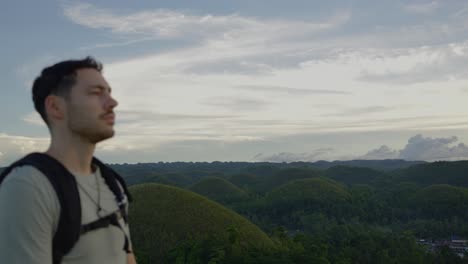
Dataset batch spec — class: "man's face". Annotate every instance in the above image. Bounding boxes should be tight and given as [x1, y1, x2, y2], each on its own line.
[65, 68, 118, 143]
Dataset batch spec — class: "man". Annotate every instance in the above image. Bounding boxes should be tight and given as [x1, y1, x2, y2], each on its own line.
[0, 57, 137, 264]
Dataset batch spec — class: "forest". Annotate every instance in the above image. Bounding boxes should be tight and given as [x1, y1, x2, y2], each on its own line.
[3, 159, 467, 263]
[104, 159, 468, 263]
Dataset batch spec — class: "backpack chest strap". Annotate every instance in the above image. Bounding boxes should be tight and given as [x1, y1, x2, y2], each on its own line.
[80, 206, 131, 253]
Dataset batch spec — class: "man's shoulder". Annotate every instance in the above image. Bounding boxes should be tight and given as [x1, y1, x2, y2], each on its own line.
[2, 165, 51, 187]
[0, 164, 61, 229]
[0, 165, 59, 209]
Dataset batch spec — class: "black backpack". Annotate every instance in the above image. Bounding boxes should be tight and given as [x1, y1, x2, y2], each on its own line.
[0, 152, 133, 264]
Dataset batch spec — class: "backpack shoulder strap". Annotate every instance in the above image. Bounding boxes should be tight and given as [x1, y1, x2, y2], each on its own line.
[0, 152, 81, 264]
[92, 157, 133, 205]
[89, 157, 133, 253]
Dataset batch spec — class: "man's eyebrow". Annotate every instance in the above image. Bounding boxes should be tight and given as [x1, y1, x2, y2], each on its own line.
[89, 84, 112, 93]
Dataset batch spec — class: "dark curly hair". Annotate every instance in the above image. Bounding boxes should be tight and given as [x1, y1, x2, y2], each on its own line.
[32, 56, 103, 125]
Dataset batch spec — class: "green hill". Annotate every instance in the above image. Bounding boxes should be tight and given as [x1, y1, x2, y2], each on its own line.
[265, 177, 350, 209]
[312, 159, 424, 171]
[147, 173, 194, 187]
[393, 161, 468, 187]
[410, 184, 468, 219]
[325, 166, 387, 185]
[128, 183, 274, 262]
[228, 173, 258, 189]
[255, 167, 324, 193]
[189, 176, 248, 203]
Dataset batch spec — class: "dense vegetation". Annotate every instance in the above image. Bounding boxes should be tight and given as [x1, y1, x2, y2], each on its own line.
[189, 176, 248, 204]
[3, 159, 467, 263]
[128, 184, 275, 263]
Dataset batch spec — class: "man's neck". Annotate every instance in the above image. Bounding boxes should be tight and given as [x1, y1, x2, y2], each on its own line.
[45, 136, 96, 176]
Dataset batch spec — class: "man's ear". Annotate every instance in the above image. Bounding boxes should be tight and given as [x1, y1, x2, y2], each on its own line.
[44, 95, 66, 122]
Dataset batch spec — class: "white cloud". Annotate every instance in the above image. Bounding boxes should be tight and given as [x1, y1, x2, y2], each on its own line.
[202, 97, 269, 112]
[362, 134, 468, 161]
[360, 145, 400, 160]
[403, 1, 439, 14]
[48, 2, 468, 163]
[399, 134, 468, 161]
[236, 85, 350, 95]
[63, 2, 352, 77]
[16, 55, 59, 90]
[358, 42, 468, 84]
[0, 133, 50, 166]
[63, 3, 349, 42]
[254, 148, 335, 163]
[22, 112, 46, 126]
[252, 134, 468, 162]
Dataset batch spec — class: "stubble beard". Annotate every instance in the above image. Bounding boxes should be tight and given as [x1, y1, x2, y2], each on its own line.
[70, 123, 114, 144]
[67, 113, 115, 144]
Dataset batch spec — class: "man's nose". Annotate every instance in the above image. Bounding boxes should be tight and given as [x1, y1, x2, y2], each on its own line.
[106, 95, 118, 109]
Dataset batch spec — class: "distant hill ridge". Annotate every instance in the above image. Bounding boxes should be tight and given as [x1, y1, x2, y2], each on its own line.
[392, 160, 468, 187]
[107, 159, 425, 178]
[0, 159, 425, 174]
[189, 176, 248, 203]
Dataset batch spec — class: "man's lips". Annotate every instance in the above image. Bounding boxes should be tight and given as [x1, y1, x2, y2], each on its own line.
[102, 113, 115, 123]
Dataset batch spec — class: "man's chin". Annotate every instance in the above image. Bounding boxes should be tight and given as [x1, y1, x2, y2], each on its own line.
[89, 130, 115, 144]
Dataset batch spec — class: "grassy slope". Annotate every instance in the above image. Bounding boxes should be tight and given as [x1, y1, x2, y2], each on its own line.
[265, 177, 350, 205]
[128, 183, 274, 261]
[189, 176, 248, 202]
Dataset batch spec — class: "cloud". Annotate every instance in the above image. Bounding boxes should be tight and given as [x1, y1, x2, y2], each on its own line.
[182, 60, 276, 75]
[362, 134, 468, 161]
[254, 134, 468, 163]
[117, 110, 239, 124]
[16, 55, 60, 90]
[62, 2, 468, 87]
[62, 2, 354, 75]
[98, 136, 265, 163]
[0, 130, 263, 165]
[399, 134, 468, 161]
[327, 106, 396, 117]
[0, 133, 50, 166]
[112, 110, 271, 141]
[22, 112, 46, 126]
[202, 97, 269, 112]
[403, 1, 439, 14]
[63, 3, 349, 42]
[360, 145, 400, 159]
[254, 148, 335, 162]
[236, 85, 350, 95]
[352, 42, 468, 84]
[52, 2, 468, 156]
[78, 36, 160, 50]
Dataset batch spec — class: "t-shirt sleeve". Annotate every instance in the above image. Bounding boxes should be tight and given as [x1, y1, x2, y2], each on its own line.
[0, 166, 60, 264]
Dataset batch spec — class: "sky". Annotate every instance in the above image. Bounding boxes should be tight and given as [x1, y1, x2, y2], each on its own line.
[1, 0, 468, 165]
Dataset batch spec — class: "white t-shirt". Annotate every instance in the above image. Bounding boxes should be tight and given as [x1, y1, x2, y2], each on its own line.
[0, 165, 132, 264]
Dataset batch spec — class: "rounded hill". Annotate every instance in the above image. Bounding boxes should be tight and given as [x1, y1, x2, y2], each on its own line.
[256, 167, 324, 193]
[394, 161, 468, 187]
[147, 173, 193, 187]
[410, 184, 468, 218]
[128, 183, 274, 262]
[229, 173, 258, 189]
[265, 177, 350, 208]
[189, 176, 248, 203]
[325, 166, 386, 185]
